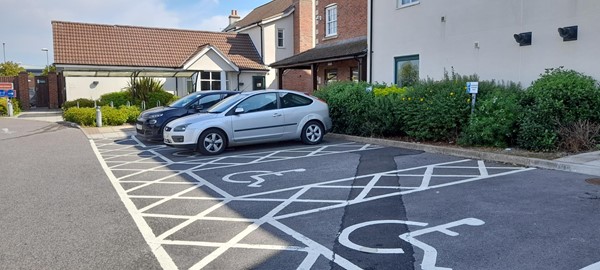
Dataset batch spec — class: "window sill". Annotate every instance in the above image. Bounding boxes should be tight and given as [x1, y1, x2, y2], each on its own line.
[323, 34, 338, 41]
[397, 1, 420, 9]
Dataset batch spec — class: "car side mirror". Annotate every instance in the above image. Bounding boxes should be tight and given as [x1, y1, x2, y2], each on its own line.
[234, 107, 245, 114]
[191, 104, 204, 111]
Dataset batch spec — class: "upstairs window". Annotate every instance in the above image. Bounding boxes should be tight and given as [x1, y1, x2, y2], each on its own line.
[398, 0, 419, 8]
[325, 5, 337, 37]
[277, 29, 285, 48]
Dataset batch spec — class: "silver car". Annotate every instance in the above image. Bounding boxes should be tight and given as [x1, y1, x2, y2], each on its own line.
[163, 90, 332, 155]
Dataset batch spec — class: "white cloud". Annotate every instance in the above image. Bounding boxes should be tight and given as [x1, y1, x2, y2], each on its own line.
[0, 0, 183, 66]
[0, 0, 257, 67]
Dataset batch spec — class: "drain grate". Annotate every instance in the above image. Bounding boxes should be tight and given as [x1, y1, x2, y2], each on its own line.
[585, 178, 600, 185]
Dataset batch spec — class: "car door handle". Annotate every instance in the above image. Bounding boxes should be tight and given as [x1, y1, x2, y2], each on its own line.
[272, 113, 282, 117]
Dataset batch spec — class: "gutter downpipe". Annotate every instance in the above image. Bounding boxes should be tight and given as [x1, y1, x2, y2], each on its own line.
[237, 70, 242, 91]
[258, 22, 265, 63]
[368, 0, 373, 83]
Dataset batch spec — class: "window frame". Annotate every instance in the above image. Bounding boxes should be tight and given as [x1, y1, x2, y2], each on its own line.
[199, 71, 222, 91]
[277, 28, 285, 48]
[397, 0, 420, 9]
[325, 4, 338, 37]
[394, 55, 419, 87]
[325, 69, 338, 85]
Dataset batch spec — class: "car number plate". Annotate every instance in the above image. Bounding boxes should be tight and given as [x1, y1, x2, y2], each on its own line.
[136, 124, 143, 130]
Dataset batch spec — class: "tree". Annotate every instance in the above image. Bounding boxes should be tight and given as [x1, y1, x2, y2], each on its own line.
[0, 61, 26, 76]
[42, 65, 56, 76]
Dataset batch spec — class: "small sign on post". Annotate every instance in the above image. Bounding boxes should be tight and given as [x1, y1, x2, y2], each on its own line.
[466, 82, 479, 114]
[0, 90, 5, 97]
[7, 89, 15, 98]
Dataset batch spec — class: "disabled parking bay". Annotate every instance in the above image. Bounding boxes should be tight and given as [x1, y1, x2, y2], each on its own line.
[91, 136, 600, 270]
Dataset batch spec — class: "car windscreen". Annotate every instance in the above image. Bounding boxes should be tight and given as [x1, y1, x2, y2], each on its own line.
[207, 94, 246, 113]
[168, 93, 199, 108]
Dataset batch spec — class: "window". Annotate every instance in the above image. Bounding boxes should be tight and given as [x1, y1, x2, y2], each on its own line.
[200, 71, 222, 90]
[236, 93, 278, 113]
[350, 67, 359, 82]
[196, 94, 223, 109]
[277, 29, 285, 48]
[325, 69, 338, 85]
[394, 55, 419, 87]
[398, 0, 419, 8]
[325, 5, 337, 37]
[279, 92, 313, 108]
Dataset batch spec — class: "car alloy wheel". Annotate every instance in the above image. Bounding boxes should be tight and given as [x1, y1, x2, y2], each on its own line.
[301, 121, 323, 145]
[198, 129, 226, 155]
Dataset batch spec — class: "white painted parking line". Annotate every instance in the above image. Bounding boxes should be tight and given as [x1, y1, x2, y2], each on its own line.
[92, 137, 535, 270]
[581, 261, 600, 270]
[89, 139, 178, 270]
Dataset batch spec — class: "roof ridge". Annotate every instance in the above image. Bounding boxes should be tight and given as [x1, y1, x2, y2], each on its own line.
[51, 20, 241, 36]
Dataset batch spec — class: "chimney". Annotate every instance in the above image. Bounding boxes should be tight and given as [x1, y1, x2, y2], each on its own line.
[229, 10, 240, 25]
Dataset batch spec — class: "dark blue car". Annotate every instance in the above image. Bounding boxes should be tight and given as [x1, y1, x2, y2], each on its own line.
[136, 90, 239, 141]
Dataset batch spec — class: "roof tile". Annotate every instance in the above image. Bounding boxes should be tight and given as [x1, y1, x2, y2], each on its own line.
[52, 21, 266, 70]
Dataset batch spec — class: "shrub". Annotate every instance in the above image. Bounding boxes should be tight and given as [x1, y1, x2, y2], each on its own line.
[314, 81, 381, 136]
[101, 106, 128, 126]
[517, 67, 600, 151]
[125, 77, 165, 103]
[147, 91, 178, 108]
[63, 106, 139, 126]
[119, 105, 141, 123]
[400, 73, 476, 142]
[63, 107, 96, 126]
[557, 120, 600, 153]
[0, 98, 21, 115]
[459, 82, 523, 148]
[373, 85, 407, 97]
[100, 91, 131, 107]
[62, 98, 96, 109]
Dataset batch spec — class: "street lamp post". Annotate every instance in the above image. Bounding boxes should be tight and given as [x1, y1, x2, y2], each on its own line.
[2, 42, 5, 63]
[41, 48, 49, 67]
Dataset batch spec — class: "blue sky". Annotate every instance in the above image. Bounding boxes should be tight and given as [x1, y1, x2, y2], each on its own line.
[0, 0, 271, 68]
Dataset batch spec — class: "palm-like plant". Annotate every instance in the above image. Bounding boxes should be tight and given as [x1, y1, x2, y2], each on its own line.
[125, 77, 165, 103]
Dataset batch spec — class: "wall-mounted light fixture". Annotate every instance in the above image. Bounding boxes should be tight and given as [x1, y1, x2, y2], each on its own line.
[558, 25, 578, 41]
[513, 32, 532, 46]
[90, 81, 99, 88]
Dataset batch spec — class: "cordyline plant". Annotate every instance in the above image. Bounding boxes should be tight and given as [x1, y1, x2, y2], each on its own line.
[125, 77, 165, 103]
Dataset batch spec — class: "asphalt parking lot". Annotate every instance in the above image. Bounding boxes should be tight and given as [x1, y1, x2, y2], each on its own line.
[92, 136, 600, 270]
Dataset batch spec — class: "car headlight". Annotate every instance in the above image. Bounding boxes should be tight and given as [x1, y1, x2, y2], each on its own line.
[173, 124, 190, 132]
[147, 113, 163, 119]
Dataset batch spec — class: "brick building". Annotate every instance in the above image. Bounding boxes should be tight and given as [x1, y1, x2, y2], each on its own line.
[224, 0, 314, 92]
[271, 0, 368, 92]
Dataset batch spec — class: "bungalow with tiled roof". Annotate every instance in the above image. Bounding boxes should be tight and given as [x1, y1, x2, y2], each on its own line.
[223, 0, 314, 92]
[52, 21, 268, 101]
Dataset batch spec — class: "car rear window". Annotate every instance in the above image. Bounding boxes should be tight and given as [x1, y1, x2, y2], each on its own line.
[279, 92, 313, 108]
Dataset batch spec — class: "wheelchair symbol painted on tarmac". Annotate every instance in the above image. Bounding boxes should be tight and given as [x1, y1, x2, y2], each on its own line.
[338, 218, 485, 270]
[222, 168, 306, 187]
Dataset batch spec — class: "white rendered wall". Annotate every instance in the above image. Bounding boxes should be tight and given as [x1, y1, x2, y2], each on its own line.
[65, 77, 130, 100]
[66, 77, 184, 101]
[370, 0, 600, 87]
[239, 15, 294, 89]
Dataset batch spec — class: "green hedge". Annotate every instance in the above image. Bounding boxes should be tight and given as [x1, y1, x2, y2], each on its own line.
[517, 67, 600, 151]
[63, 105, 141, 126]
[100, 91, 131, 107]
[459, 82, 523, 148]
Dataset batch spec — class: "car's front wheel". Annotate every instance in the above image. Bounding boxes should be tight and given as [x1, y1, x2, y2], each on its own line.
[301, 121, 324, 145]
[197, 129, 227, 155]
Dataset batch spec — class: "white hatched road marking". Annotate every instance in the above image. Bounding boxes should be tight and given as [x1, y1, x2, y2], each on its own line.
[92, 136, 534, 269]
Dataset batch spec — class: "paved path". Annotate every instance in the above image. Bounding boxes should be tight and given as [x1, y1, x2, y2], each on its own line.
[0, 118, 161, 269]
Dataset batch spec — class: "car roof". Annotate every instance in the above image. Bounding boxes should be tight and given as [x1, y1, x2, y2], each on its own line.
[238, 89, 307, 96]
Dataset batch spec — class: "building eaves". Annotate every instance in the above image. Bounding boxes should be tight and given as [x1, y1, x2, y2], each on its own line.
[270, 37, 368, 68]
